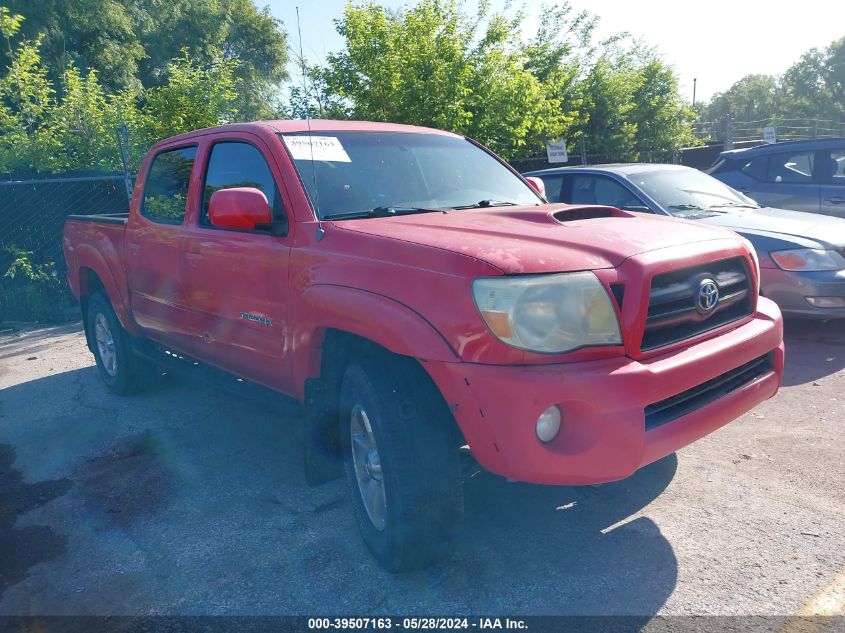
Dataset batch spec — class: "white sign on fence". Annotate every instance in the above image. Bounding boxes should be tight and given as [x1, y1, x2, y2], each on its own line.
[546, 140, 569, 164]
[763, 127, 777, 144]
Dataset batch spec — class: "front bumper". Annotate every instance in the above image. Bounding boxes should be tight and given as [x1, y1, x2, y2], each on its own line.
[425, 297, 784, 485]
[761, 266, 845, 319]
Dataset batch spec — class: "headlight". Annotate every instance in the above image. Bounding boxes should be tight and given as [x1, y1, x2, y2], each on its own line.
[769, 249, 845, 272]
[739, 237, 761, 294]
[472, 272, 622, 353]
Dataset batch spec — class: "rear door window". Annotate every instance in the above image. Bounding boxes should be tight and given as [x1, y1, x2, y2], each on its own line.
[142, 146, 197, 224]
[766, 151, 814, 183]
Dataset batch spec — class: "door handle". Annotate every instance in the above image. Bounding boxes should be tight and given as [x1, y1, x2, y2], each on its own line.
[825, 196, 845, 204]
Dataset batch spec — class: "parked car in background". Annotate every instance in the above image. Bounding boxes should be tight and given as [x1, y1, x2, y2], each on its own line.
[525, 164, 845, 319]
[707, 138, 845, 217]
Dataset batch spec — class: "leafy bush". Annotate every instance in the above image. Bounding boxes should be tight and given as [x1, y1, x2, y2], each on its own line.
[0, 8, 243, 174]
[1, 246, 73, 323]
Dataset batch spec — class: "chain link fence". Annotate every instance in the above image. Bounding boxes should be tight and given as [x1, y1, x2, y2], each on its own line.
[0, 171, 133, 322]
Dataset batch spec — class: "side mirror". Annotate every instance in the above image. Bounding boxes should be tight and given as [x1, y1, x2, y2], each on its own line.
[209, 187, 272, 230]
[525, 176, 546, 198]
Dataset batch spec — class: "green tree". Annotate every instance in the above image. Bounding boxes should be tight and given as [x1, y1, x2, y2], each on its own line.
[142, 49, 240, 141]
[322, 0, 590, 159]
[628, 57, 698, 157]
[703, 74, 780, 124]
[289, 63, 350, 120]
[4, 0, 289, 119]
[3, 0, 145, 91]
[519, 3, 596, 150]
[325, 1, 474, 131]
[581, 57, 637, 160]
[131, 0, 289, 119]
[700, 36, 845, 134]
[822, 37, 845, 118]
[0, 7, 56, 171]
[780, 38, 845, 121]
[0, 8, 243, 172]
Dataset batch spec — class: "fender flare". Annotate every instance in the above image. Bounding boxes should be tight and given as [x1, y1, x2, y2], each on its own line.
[292, 284, 459, 398]
[73, 244, 139, 335]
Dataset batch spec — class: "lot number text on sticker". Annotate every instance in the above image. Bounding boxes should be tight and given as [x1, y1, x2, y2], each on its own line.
[282, 135, 351, 162]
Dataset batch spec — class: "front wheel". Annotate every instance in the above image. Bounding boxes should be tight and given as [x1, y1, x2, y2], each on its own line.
[87, 292, 154, 395]
[340, 355, 464, 572]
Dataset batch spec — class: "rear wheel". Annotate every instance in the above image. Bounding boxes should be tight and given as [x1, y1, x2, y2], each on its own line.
[87, 292, 154, 395]
[340, 354, 463, 572]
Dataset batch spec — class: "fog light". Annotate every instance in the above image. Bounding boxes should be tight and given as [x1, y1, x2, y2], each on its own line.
[806, 296, 845, 308]
[536, 406, 562, 443]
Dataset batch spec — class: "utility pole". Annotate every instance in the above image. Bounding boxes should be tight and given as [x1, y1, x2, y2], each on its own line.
[692, 78, 697, 107]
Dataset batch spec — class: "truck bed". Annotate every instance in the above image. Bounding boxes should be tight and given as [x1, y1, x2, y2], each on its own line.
[63, 213, 129, 308]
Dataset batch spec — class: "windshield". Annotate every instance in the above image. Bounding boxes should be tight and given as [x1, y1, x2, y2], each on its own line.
[279, 131, 542, 219]
[629, 168, 759, 218]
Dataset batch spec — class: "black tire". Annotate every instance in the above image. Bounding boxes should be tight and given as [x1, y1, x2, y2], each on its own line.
[87, 292, 154, 395]
[339, 353, 464, 572]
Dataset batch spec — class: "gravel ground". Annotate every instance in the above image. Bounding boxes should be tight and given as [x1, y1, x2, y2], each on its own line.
[0, 319, 843, 617]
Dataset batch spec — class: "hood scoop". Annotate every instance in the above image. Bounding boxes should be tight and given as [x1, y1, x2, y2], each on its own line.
[552, 205, 634, 223]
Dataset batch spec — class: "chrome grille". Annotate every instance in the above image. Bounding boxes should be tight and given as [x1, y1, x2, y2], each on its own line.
[642, 257, 753, 351]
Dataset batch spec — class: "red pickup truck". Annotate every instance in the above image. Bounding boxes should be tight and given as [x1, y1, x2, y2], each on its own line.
[63, 120, 785, 571]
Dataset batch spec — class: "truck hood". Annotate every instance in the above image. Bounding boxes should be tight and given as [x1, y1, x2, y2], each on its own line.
[695, 206, 845, 249]
[331, 204, 737, 274]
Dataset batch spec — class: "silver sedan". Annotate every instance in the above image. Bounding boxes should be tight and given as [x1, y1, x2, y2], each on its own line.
[525, 163, 845, 319]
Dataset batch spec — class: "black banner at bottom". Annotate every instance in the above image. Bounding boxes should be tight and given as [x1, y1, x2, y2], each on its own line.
[0, 615, 845, 633]
[0, 616, 843, 633]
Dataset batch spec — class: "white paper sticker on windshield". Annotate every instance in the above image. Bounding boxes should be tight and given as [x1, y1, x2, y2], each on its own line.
[282, 135, 351, 162]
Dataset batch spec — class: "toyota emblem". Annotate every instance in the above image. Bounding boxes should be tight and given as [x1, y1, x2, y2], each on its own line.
[696, 279, 720, 314]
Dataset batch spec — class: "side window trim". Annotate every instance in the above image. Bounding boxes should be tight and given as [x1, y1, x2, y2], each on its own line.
[199, 138, 287, 234]
[814, 149, 844, 185]
[559, 174, 574, 204]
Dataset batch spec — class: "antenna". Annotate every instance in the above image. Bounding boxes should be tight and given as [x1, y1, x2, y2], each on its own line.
[296, 6, 324, 241]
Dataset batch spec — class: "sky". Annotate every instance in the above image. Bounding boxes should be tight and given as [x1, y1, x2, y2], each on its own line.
[266, 0, 845, 105]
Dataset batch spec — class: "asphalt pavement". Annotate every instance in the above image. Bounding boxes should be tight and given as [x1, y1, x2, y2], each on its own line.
[0, 319, 843, 617]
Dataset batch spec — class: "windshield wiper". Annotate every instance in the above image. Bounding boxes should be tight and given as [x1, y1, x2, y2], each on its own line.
[322, 206, 445, 220]
[666, 203, 722, 219]
[680, 189, 746, 204]
[451, 200, 519, 210]
[707, 202, 760, 210]
[667, 204, 706, 211]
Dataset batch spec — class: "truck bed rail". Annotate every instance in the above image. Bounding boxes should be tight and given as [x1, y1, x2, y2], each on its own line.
[66, 213, 128, 225]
